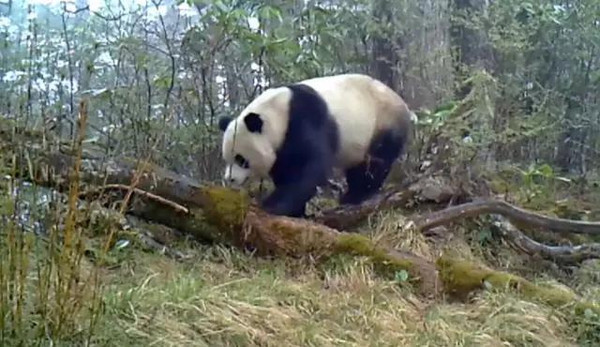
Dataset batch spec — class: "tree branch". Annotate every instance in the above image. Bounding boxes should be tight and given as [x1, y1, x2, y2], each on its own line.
[491, 215, 600, 264]
[413, 198, 600, 235]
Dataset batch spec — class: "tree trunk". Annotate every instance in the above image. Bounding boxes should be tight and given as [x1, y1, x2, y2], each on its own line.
[449, 0, 493, 98]
[370, 0, 397, 88]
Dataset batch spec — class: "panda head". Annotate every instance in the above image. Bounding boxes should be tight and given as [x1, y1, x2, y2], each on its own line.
[218, 88, 290, 186]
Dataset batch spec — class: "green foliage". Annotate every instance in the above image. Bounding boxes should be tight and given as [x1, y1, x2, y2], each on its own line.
[517, 163, 563, 203]
[476, 226, 494, 245]
[394, 269, 410, 283]
[416, 100, 459, 131]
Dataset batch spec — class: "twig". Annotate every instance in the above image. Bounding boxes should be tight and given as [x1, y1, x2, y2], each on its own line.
[83, 184, 189, 214]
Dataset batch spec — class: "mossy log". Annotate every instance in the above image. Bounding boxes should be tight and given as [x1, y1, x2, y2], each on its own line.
[126, 186, 600, 313]
[122, 185, 443, 297]
[94, 184, 600, 314]
[437, 255, 600, 316]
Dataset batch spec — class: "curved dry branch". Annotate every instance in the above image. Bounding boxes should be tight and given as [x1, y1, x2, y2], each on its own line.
[313, 189, 415, 230]
[414, 198, 600, 235]
[81, 183, 190, 214]
[491, 215, 600, 263]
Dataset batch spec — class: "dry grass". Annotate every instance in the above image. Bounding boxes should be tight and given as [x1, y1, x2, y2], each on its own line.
[367, 210, 436, 261]
[85, 235, 595, 347]
[0, 102, 105, 346]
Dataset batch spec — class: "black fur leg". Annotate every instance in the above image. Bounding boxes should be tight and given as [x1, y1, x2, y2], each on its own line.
[339, 161, 391, 204]
[261, 183, 314, 217]
[340, 130, 404, 205]
[262, 156, 330, 217]
[261, 175, 323, 217]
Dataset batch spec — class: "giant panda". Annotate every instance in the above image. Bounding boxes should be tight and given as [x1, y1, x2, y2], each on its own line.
[217, 73, 413, 218]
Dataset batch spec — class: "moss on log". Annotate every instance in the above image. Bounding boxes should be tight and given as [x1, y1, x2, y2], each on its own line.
[124, 186, 250, 244]
[436, 255, 600, 315]
[200, 186, 250, 240]
[334, 234, 418, 280]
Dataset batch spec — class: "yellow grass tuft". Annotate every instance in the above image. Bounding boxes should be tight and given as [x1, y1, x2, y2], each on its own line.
[417, 290, 576, 346]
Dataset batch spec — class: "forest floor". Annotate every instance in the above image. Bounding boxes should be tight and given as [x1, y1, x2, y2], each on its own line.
[89, 205, 600, 346]
[2, 180, 600, 346]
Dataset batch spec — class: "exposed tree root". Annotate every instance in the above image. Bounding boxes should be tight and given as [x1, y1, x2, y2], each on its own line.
[490, 215, 600, 264]
[413, 198, 600, 235]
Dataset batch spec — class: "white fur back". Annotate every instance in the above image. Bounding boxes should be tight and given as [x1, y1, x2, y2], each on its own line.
[299, 74, 407, 168]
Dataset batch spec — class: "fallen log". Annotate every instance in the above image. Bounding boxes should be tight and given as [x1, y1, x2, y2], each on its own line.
[3, 116, 600, 314]
[436, 255, 599, 315]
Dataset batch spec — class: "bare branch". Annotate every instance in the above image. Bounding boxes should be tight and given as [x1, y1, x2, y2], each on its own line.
[491, 215, 600, 263]
[414, 198, 600, 235]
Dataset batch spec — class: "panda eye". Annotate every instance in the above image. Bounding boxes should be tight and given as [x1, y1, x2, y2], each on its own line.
[234, 154, 249, 169]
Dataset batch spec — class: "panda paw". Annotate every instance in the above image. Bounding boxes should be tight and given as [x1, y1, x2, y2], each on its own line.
[339, 193, 361, 206]
[261, 200, 306, 218]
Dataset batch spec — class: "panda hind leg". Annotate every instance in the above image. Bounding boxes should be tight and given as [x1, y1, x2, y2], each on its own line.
[339, 130, 403, 205]
[339, 161, 391, 205]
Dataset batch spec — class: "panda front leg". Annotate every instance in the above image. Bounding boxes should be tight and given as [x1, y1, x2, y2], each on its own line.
[261, 183, 315, 217]
[261, 156, 330, 218]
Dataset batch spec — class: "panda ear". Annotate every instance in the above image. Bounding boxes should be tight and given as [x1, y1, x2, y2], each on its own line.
[218, 116, 232, 132]
[244, 112, 263, 133]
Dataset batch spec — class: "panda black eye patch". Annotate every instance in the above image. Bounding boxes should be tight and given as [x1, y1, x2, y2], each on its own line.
[234, 154, 249, 169]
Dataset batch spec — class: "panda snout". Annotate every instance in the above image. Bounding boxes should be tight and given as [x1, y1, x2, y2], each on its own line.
[222, 175, 247, 187]
[221, 176, 236, 185]
[223, 164, 250, 186]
